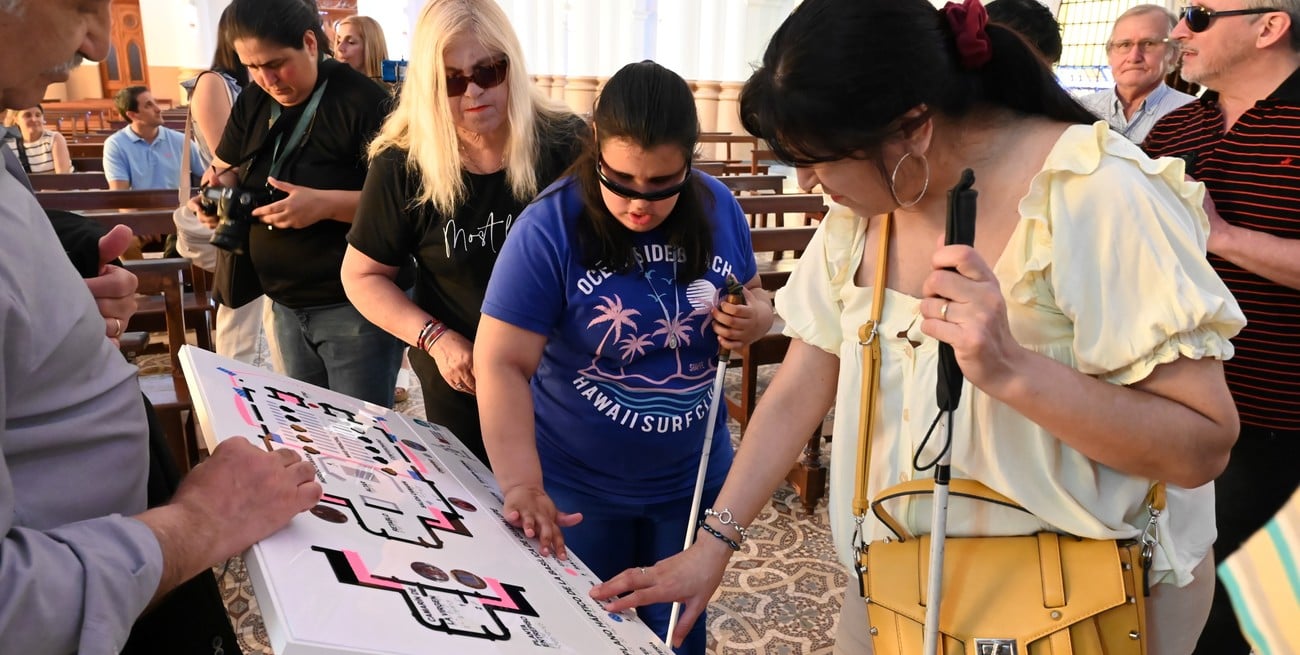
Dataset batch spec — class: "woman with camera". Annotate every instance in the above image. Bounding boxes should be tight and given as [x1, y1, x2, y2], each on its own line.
[193, 0, 402, 407]
[591, 1, 1244, 652]
[342, 0, 586, 464]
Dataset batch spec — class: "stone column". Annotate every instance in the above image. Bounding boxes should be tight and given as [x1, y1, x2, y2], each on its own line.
[534, 74, 554, 98]
[551, 75, 568, 101]
[693, 80, 723, 157]
[564, 76, 600, 115]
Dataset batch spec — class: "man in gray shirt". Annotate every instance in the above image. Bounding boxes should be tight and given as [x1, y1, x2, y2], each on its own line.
[0, 2, 323, 653]
[1080, 4, 1196, 144]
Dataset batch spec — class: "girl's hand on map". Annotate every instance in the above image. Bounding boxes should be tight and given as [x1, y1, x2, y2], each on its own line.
[429, 329, 476, 394]
[502, 485, 583, 559]
[589, 537, 733, 648]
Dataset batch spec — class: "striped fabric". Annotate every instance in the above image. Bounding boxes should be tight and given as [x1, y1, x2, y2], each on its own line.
[1144, 69, 1300, 432]
[1218, 486, 1300, 655]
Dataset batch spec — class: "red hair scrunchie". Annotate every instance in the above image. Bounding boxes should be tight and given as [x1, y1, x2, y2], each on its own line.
[943, 0, 993, 70]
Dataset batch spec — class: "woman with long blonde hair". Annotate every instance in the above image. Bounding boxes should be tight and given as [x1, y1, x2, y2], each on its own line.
[342, 0, 586, 464]
[334, 15, 388, 82]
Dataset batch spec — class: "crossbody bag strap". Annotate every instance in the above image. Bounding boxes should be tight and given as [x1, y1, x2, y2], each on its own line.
[180, 74, 202, 206]
[849, 210, 1166, 554]
[851, 213, 892, 548]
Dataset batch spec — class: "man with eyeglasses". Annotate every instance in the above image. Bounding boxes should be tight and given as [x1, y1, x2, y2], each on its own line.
[1080, 4, 1194, 143]
[1144, 3, 1300, 654]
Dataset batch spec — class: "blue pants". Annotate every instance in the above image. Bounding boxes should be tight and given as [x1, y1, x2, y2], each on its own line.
[271, 300, 403, 407]
[545, 478, 721, 655]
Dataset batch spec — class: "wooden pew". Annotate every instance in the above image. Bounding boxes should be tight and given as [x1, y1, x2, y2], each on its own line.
[67, 142, 104, 159]
[727, 223, 828, 513]
[719, 173, 785, 195]
[72, 157, 104, 172]
[29, 171, 110, 191]
[126, 257, 202, 472]
[736, 192, 827, 229]
[34, 189, 215, 351]
[699, 132, 758, 161]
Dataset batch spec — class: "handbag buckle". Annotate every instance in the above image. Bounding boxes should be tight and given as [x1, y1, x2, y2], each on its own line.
[974, 638, 1018, 655]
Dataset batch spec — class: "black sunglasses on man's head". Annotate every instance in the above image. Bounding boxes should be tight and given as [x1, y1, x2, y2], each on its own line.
[1180, 5, 1280, 33]
[446, 57, 508, 97]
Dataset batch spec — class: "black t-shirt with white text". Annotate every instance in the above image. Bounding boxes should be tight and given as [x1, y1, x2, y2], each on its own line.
[216, 58, 389, 308]
[347, 116, 587, 340]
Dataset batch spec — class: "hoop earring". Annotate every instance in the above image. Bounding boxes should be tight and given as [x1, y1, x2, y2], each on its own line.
[889, 152, 930, 209]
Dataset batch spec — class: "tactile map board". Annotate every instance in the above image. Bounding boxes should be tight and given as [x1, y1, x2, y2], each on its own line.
[180, 346, 671, 655]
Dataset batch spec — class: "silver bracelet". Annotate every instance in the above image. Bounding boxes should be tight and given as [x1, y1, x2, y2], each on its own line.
[703, 507, 747, 543]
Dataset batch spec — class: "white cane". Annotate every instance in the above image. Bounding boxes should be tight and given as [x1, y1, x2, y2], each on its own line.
[923, 169, 977, 655]
[664, 277, 745, 647]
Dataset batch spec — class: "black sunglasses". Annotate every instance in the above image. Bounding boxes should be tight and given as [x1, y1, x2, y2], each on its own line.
[1180, 5, 1279, 32]
[596, 156, 692, 202]
[446, 57, 508, 97]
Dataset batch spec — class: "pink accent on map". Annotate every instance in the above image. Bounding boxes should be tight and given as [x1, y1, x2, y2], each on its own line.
[344, 550, 403, 590]
[425, 508, 455, 530]
[479, 579, 521, 610]
[399, 442, 428, 475]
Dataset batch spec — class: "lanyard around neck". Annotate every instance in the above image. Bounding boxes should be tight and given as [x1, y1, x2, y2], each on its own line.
[266, 78, 329, 180]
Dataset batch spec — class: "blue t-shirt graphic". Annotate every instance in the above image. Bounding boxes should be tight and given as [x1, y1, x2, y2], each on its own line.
[482, 173, 758, 503]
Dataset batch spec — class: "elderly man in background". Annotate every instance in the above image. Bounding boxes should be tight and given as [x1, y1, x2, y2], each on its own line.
[0, 3, 323, 654]
[1082, 4, 1195, 143]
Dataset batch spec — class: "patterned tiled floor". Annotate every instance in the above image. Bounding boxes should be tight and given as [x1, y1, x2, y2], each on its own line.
[146, 350, 844, 654]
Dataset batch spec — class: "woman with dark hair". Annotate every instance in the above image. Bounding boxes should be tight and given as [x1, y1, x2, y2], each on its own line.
[474, 60, 774, 654]
[593, 1, 1244, 652]
[191, 0, 401, 406]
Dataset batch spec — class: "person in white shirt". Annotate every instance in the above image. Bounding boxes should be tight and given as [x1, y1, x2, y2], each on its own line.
[1081, 4, 1196, 144]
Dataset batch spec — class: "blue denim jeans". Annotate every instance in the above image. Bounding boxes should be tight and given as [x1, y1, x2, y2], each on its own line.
[544, 477, 722, 655]
[271, 300, 403, 407]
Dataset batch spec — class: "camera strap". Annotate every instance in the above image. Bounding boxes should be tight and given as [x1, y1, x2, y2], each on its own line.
[264, 78, 330, 181]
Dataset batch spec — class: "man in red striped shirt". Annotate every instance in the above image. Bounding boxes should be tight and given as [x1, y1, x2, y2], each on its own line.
[1144, 3, 1300, 654]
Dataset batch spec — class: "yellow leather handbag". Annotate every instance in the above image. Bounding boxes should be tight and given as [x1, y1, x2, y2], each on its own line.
[852, 213, 1161, 655]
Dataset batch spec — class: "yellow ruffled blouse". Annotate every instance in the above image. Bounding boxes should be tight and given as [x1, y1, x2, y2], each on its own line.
[775, 122, 1246, 587]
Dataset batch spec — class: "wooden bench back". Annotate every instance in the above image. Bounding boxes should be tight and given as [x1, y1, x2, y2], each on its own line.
[30, 171, 110, 191]
[719, 174, 784, 195]
[71, 157, 104, 172]
[736, 193, 827, 228]
[36, 188, 180, 211]
[67, 142, 104, 158]
[35, 188, 187, 236]
[749, 225, 818, 291]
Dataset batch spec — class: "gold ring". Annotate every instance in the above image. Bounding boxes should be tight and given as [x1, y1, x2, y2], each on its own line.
[111, 317, 123, 337]
[940, 302, 949, 321]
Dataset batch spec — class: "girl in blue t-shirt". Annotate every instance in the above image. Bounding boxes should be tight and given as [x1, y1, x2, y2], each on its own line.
[476, 60, 775, 654]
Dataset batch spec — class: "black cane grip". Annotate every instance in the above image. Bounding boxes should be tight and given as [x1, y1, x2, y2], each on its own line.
[937, 169, 977, 412]
[718, 274, 747, 361]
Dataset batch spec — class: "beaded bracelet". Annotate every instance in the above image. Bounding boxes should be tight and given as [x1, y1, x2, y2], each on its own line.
[416, 319, 448, 352]
[704, 507, 748, 543]
[697, 518, 741, 551]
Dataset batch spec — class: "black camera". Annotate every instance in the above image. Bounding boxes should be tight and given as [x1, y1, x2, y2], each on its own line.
[200, 185, 274, 254]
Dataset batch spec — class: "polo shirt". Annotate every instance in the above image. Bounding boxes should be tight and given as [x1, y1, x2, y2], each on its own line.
[102, 125, 202, 190]
[1144, 67, 1300, 432]
[1080, 82, 1196, 144]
